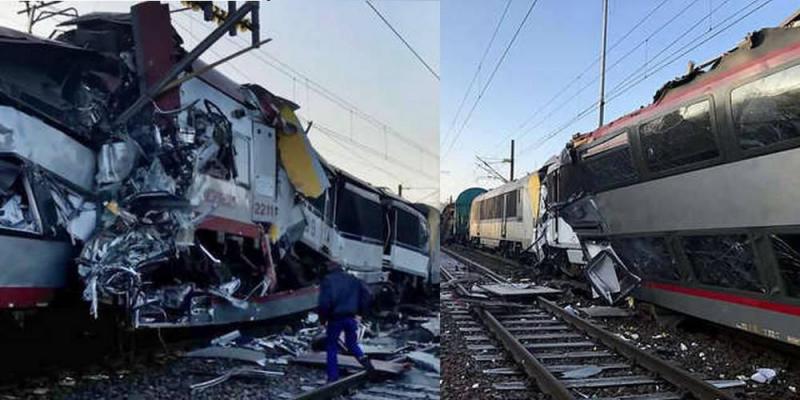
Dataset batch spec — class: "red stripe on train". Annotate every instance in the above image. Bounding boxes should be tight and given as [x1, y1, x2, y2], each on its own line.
[0, 287, 55, 308]
[644, 282, 800, 317]
[198, 216, 261, 238]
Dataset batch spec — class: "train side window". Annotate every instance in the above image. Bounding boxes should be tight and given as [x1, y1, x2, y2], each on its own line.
[611, 237, 680, 282]
[335, 187, 383, 241]
[233, 135, 250, 186]
[682, 235, 765, 292]
[770, 234, 800, 297]
[505, 190, 518, 218]
[396, 208, 428, 251]
[639, 100, 718, 172]
[582, 132, 638, 191]
[731, 64, 800, 150]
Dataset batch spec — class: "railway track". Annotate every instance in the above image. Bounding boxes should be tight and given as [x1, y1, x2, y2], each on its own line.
[442, 248, 736, 400]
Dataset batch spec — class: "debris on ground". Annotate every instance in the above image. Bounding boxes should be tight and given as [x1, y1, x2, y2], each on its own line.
[577, 306, 634, 318]
[189, 367, 284, 393]
[291, 352, 409, 375]
[407, 351, 440, 374]
[560, 365, 603, 379]
[478, 283, 561, 297]
[421, 316, 441, 339]
[184, 346, 269, 367]
[751, 368, 778, 384]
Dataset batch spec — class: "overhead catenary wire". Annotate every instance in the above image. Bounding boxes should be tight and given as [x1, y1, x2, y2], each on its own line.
[308, 119, 439, 182]
[180, 12, 438, 162]
[517, 0, 774, 156]
[442, 0, 512, 147]
[443, 0, 541, 157]
[173, 11, 439, 186]
[607, 0, 760, 96]
[171, 21, 439, 207]
[364, 0, 440, 80]
[496, 0, 697, 151]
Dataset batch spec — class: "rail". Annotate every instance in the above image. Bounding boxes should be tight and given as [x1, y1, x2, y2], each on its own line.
[443, 248, 737, 400]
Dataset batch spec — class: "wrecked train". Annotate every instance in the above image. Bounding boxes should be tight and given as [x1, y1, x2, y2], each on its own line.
[0, 3, 436, 330]
[465, 172, 585, 271]
[522, 14, 800, 346]
[298, 166, 439, 303]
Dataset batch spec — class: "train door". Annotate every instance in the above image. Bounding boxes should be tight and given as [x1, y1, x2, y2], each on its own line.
[251, 121, 277, 222]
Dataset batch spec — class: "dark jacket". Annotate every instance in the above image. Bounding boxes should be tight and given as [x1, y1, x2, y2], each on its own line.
[318, 268, 371, 322]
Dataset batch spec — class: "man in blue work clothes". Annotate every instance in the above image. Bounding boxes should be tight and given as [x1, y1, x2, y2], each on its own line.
[318, 260, 376, 382]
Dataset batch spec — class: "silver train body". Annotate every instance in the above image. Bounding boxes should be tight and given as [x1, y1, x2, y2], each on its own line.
[536, 18, 800, 346]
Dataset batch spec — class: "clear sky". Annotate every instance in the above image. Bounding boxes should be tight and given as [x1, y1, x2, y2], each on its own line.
[440, 0, 797, 203]
[0, 1, 440, 205]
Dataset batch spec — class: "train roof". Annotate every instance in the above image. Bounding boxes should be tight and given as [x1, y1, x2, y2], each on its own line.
[455, 187, 486, 206]
[574, 12, 800, 148]
[473, 172, 536, 201]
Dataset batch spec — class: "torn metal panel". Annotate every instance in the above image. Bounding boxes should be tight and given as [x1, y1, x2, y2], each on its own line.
[292, 352, 408, 375]
[479, 283, 562, 297]
[585, 247, 641, 305]
[244, 84, 329, 198]
[406, 351, 440, 374]
[48, 185, 97, 242]
[558, 195, 605, 232]
[96, 140, 138, 186]
[0, 106, 96, 191]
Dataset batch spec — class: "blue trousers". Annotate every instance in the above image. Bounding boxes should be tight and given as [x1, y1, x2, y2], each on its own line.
[325, 317, 365, 382]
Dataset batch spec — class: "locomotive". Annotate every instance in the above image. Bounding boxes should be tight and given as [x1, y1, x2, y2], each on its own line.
[0, 3, 436, 330]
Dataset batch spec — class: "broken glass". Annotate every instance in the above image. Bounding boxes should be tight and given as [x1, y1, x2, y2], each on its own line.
[682, 234, 765, 292]
[582, 145, 639, 192]
[770, 234, 800, 298]
[639, 100, 718, 172]
[612, 237, 681, 282]
[0, 169, 38, 233]
[559, 196, 604, 231]
[731, 64, 800, 150]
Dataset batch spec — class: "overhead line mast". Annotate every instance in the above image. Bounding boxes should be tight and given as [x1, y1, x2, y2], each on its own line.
[598, 0, 609, 128]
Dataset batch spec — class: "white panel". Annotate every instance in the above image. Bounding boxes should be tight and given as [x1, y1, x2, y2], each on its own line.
[0, 106, 95, 191]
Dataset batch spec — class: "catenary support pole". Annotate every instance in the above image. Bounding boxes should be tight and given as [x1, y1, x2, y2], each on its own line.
[598, 0, 609, 127]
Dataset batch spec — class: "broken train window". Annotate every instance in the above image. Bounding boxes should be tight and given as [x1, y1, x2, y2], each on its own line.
[682, 234, 765, 292]
[0, 160, 40, 233]
[770, 233, 800, 298]
[582, 132, 639, 191]
[639, 100, 718, 172]
[731, 63, 800, 150]
[611, 236, 680, 282]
